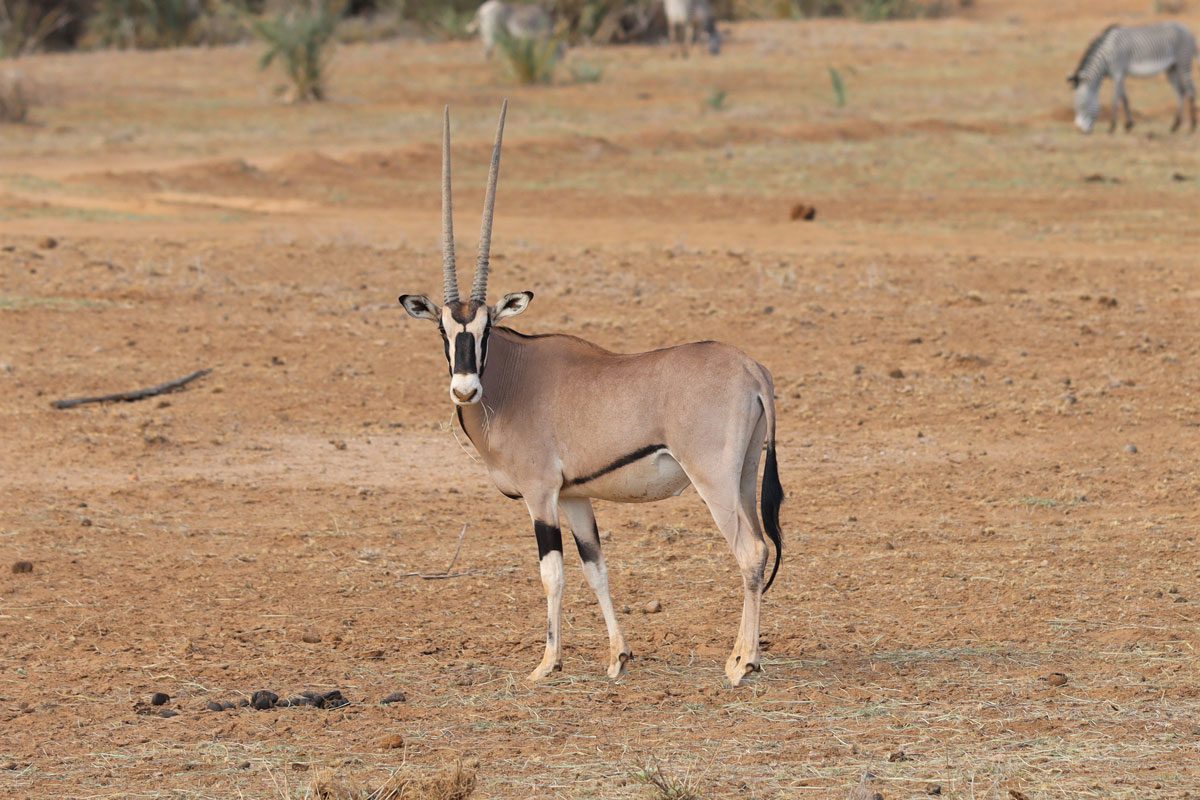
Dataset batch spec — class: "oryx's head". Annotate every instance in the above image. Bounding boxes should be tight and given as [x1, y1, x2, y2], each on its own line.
[399, 101, 534, 407]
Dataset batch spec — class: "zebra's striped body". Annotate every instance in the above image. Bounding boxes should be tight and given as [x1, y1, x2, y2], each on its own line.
[1069, 22, 1197, 134]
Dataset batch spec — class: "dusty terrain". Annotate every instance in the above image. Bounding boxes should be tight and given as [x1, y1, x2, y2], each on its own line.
[2, 1, 1199, 797]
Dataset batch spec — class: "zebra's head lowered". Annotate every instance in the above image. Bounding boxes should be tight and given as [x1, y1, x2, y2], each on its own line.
[399, 101, 534, 407]
[1068, 24, 1117, 134]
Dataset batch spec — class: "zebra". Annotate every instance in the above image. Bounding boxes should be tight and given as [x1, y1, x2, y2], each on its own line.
[664, 0, 721, 57]
[398, 103, 784, 686]
[1068, 22, 1197, 134]
[467, 0, 554, 59]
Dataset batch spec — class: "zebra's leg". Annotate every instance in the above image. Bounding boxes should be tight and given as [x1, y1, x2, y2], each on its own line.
[525, 490, 564, 681]
[1110, 73, 1127, 134]
[561, 498, 631, 678]
[1167, 65, 1185, 132]
[1121, 88, 1134, 131]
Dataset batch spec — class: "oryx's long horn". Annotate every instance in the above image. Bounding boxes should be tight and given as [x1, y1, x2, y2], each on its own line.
[470, 99, 508, 304]
[442, 106, 460, 305]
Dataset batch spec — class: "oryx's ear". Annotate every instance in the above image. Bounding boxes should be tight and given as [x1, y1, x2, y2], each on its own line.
[493, 291, 533, 322]
[399, 294, 439, 322]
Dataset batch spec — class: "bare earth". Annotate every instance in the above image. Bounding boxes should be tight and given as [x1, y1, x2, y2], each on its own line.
[2, 1, 1199, 797]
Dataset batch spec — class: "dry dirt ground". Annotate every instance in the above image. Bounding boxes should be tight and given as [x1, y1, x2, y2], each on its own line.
[2, 1, 1199, 798]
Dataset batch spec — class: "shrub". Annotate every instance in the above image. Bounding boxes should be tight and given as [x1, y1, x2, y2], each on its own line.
[0, 67, 32, 122]
[86, 0, 205, 49]
[495, 28, 560, 85]
[0, 0, 73, 57]
[253, 0, 341, 102]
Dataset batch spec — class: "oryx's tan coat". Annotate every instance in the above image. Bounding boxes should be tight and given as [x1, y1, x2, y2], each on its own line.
[399, 102, 783, 686]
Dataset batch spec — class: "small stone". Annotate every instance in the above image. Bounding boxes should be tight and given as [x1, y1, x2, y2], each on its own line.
[81, 518, 92, 527]
[380, 734, 405, 750]
[1124, 443, 1138, 454]
[38, 237, 58, 250]
[789, 203, 817, 221]
[927, 786, 942, 796]
[251, 690, 279, 710]
[205, 701, 224, 712]
[11, 561, 33, 574]
[330, 440, 347, 451]
[157, 709, 179, 718]
[1046, 672, 1068, 687]
[966, 290, 984, 303]
[380, 692, 407, 705]
[301, 631, 322, 644]
[888, 368, 905, 379]
[1008, 791, 1032, 800]
[150, 692, 169, 706]
[642, 600, 663, 614]
[888, 750, 907, 762]
[0, 760, 17, 770]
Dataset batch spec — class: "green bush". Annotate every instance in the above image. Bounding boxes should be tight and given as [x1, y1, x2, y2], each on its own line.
[86, 0, 205, 49]
[495, 27, 559, 85]
[253, 0, 341, 101]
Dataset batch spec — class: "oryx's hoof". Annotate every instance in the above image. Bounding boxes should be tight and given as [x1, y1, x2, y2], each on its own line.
[725, 653, 761, 687]
[607, 650, 632, 679]
[527, 660, 562, 682]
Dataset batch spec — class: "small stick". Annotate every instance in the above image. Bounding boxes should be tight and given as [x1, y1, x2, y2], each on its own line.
[51, 369, 212, 410]
[399, 523, 473, 580]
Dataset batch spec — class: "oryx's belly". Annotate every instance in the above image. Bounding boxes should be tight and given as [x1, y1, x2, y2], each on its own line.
[1129, 57, 1174, 76]
[563, 450, 691, 503]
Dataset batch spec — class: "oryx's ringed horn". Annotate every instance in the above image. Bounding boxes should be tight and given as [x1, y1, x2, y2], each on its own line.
[442, 105, 459, 304]
[471, 99, 508, 304]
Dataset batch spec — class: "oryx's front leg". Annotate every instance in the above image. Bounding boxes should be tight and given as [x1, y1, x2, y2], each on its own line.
[561, 498, 631, 678]
[527, 493, 564, 681]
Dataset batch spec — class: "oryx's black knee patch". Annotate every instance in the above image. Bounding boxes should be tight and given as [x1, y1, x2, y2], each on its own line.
[573, 522, 601, 564]
[534, 520, 562, 560]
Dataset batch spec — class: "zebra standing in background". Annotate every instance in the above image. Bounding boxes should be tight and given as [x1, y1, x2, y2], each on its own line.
[1068, 22, 1197, 134]
[468, 1, 554, 59]
[664, 0, 720, 57]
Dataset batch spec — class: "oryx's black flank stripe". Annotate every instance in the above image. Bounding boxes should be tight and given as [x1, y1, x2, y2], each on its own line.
[453, 331, 477, 374]
[572, 520, 601, 564]
[563, 444, 667, 488]
[534, 520, 562, 560]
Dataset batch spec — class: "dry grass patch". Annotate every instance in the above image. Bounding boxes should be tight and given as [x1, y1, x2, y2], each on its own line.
[306, 760, 477, 800]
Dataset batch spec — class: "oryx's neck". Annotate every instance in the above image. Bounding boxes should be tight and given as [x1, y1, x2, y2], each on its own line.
[457, 327, 531, 447]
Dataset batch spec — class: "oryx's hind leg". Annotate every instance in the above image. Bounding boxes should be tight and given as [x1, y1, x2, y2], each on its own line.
[525, 491, 564, 681]
[677, 405, 770, 687]
[561, 498, 631, 678]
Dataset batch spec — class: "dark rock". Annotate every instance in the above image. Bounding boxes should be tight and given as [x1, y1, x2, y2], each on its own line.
[158, 709, 179, 718]
[380, 691, 407, 705]
[251, 690, 279, 710]
[150, 692, 169, 706]
[11, 561, 33, 574]
[205, 701, 224, 712]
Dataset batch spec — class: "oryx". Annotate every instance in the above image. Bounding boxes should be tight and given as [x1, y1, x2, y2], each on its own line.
[398, 102, 783, 686]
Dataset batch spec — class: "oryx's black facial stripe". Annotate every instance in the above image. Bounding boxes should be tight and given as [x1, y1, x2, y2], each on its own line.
[573, 522, 601, 564]
[453, 332, 477, 374]
[438, 323, 451, 371]
[564, 444, 668, 488]
[534, 520, 562, 560]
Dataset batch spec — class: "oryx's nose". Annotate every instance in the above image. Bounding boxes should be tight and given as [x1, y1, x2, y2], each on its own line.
[453, 386, 479, 403]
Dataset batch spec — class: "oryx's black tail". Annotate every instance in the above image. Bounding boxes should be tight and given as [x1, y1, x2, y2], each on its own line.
[759, 396, 784, 594]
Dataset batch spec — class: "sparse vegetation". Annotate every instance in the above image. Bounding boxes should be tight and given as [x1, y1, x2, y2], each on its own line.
[252, 0, 341, 102]
[632, 762, 703, 800]
[570, 59, 603, 84]
[305, 760, 477, 800]
[705, 87, 727, 111]
[829, 66, 845, 106]
[86, 0, 205, 49]
[0, 0, 73, 57]
[0, 67, 32, 122]
[495, 27, 560, 85]
[792, 0, 971, 18]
